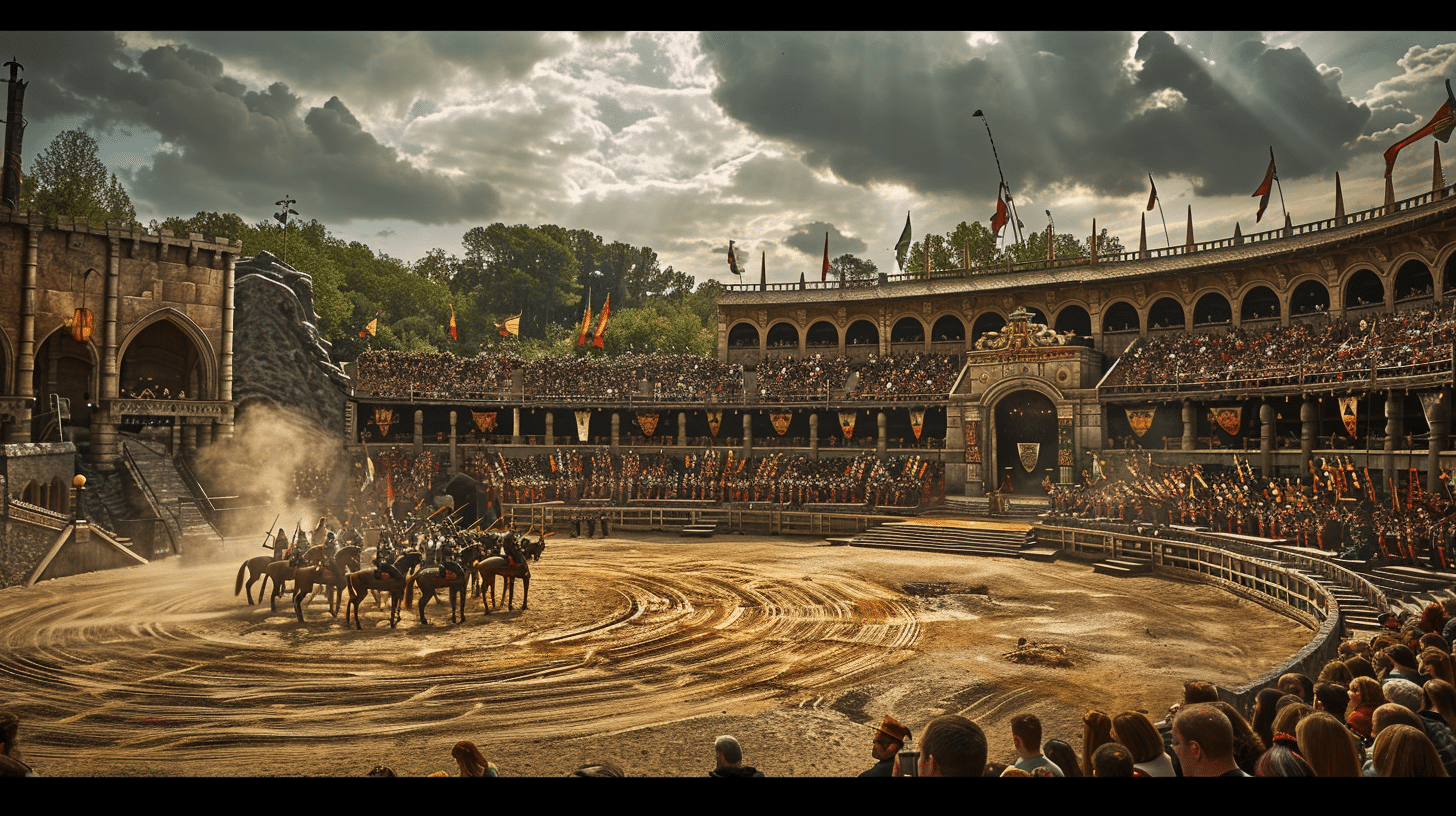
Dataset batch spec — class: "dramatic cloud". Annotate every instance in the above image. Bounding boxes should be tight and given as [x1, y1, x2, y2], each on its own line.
[701, 31, 1373, 200]
[783, 221, 867, 257]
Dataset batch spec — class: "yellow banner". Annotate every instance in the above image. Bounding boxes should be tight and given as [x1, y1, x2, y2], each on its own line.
[770, 412, 792, 435]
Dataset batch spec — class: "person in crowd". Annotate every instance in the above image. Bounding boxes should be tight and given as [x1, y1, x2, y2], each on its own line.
[1254, 733, 1315, 777]
[916, 715, 987, 777]
[1042, 738, 1082, 778]
[1171, 705, 1249, 777]
[1090, 742, 1134, 777]
[1008, 713, 1063, 776]
[1111, 711, 1175, 777]
[858, 715, 911, 777]
[709, 735, 764, 778]
[1295, 711, 1362, 777]
[451, 741, 498, 777]
[1372, 724, 1449, 777]
[0, 711, 34, 777]
[1080, 710, 1114, 777]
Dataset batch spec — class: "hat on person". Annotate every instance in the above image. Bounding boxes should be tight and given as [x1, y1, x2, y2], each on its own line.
[872, 715, 911, 744]
[1382, 678, 1423, 712]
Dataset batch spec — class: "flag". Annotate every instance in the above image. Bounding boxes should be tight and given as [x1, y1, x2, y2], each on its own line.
[1252, 149, 1276, 223]
[359, 315, 377, 338]
[577, 302, 592, 346]
[496, 314, 521, 337]
[593, 293, 610, 348]
[991, 193, 1009, 237]
[727, 240, 742, 278]
[1384, 81, 1456, 178]
[894, 213, 912, 270]
[821, 232, 830, 283]
[448, 304, 457, 341]
[1146, 174, 1158, 211]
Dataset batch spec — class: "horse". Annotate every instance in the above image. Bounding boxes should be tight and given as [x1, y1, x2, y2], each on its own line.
[266, 545, 331, 611]
[475, 532, 531, 613]
[291, 548, 358, 623]
[406, 560, 470, 625]
[345, 564, 406, 629]
[235, 555, 277, 604]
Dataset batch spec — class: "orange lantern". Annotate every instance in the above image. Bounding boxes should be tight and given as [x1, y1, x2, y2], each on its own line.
[71, 307, 94, 343]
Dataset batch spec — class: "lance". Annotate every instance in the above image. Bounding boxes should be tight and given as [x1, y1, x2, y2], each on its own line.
[260, 512, 282, 550]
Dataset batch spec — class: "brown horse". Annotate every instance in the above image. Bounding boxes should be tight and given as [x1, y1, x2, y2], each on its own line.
[345, 566, 406, 629]
[291, 547, 360, 623]
[406, 561, 469, 624]
[235, 555, 278, 604]
[475, 533, 531, 613]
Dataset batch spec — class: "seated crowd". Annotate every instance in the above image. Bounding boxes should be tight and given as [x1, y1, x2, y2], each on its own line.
[847, 353, 962, 400]
[1104, 303, 1456, 392]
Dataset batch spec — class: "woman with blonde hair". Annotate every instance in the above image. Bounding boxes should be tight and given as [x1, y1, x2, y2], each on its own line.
[1346, 675, 1386, 740]
[1111, 711, 1174, 777]
[1080, 711, 1113, 778]
[1295, 711, 1361, 777]
[1372, 724, 1449, 777]
[451, 741, 498, 777]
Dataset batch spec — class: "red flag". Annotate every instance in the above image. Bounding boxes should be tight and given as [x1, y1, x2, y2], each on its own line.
[821, 232, 830, 283]
[1146, 174, 1158, 211]
[1384, 85, 1456, 178]
[448, 304, 457, 341]
[593, 293, 610, 348]
[1252, 149, 1276, 223]
[991, 195, 1009, 237]
[577, 303, 592, 346]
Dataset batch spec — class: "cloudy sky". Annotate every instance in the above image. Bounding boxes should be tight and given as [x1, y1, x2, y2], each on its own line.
[2, 31, 1454, 286]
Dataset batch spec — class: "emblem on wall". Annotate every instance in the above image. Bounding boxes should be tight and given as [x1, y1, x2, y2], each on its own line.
[706, 411, 722, 437]
[839, 411, 857, 439]
[574, 411, 591, 442]
[1125, 407, 1156, 438]
[472, 410, 498, 434]
[1338, 397, 1358, 437]
[770, 412, 792, 436]
[909, 408, 925, 440]
[372, 408, 396, 439]
[1018, 442, 1040, 473]
[636, 413, 660, 437]
[1208, 406, 1242, 436]
[964, 419, 981, 464]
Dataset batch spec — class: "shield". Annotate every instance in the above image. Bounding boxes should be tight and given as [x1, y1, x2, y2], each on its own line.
[575, 410, 591, 442]
[1338, 397, 1358, 437]
[472, 410, 498, 434]
[1125, 407, 1156, 438]
[770, 412, 792, 436]
[838, 411, 857, 439]
[1018, 442, 1040, 473]
[1209, 407, 1242, 436]
[909, 408, 925, 440]
[636, 413, 660, 437]
[706, 411, 722, 437]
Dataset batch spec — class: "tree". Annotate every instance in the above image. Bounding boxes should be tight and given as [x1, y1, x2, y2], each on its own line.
[23, 128, 136, 227]
[829, 254, 879, 281]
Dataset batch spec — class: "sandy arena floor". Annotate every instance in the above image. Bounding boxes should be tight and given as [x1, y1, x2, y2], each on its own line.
[0, 531, 1313, 777]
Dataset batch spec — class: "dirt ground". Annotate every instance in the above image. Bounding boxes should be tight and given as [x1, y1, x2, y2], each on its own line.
[0, 531, 1313, 777]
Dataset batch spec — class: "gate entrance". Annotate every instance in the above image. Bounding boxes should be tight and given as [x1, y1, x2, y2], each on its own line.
[993, 390, 1058, 495]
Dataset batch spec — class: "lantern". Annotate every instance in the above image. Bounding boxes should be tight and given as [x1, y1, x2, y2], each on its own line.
[71, 307, 94, 343]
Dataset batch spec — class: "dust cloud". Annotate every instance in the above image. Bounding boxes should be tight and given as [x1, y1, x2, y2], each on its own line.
[194, 401, 353, 543]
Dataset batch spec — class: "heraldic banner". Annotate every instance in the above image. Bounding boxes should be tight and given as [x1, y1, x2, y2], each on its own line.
[706, 411, 722, 437]
[575, 411, 591, 442]
[637, 412, 660, 437]
[1058, 416, 1074, 467]
[770, 412, 792, 436]
[472, 410, 497, 434]
[1018, 442, 1040, 473]
[1208, 406, 1242, 436]
[1338, 397, 1359, 438]
[964, 419, 981, 464]
[1124, 406, 1156, 438]
[839, 410, 857, 439]
[373, 408, 396, 439]
[909, 408, 925, 440]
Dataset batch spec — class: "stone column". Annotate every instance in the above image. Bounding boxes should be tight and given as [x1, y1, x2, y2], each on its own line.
[809, 412, 819, 458]
[1182, 399, 1197, 451]
[90, 237, 123, 466]
[1384, 390, 1402, 495]
[1300, 397, 1317, 483]
[14, 224, 39, 442]
[512, 407, 522, 445]
[544, 412, 554, 445]
[413, 409, 424, 455]
[610, 411, 621, 454]
[1428, 389, 1450, 494]
[449, 410, 459, 475]
[1259, 401, 1275, 478]
[181, 421, 198, 458]
[171, 419, 183, 456]
[877, 410, 887, 457]
[743, 413, 753, 459]
[677, 411, 687, 447]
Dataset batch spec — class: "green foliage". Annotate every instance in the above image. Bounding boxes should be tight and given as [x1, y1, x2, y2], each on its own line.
[598, 300, 714, 356]
[23, 129, 137, 227]
[457, 223, 580, 339]
[905, 219, 1125, 275]
[829, 253, 879, 281]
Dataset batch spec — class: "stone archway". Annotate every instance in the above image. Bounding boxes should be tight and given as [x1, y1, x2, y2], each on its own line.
[991, 389, 1059, 495]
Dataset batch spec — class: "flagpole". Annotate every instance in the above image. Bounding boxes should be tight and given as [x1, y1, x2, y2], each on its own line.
[974, 110, 1024, 245]
[1150, 174, 1171, 247]
[1270, 147, 1289, 226]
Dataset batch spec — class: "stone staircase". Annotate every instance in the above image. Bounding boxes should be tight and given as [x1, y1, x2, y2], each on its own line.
[943, 495, 1049, 520]
[120, 438, 223, 553]
[846, 519, 1036, 559]
[1091, 554, 1154, 577]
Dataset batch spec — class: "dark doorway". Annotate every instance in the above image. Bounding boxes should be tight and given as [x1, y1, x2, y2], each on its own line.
[994, 390, 1058, 495]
